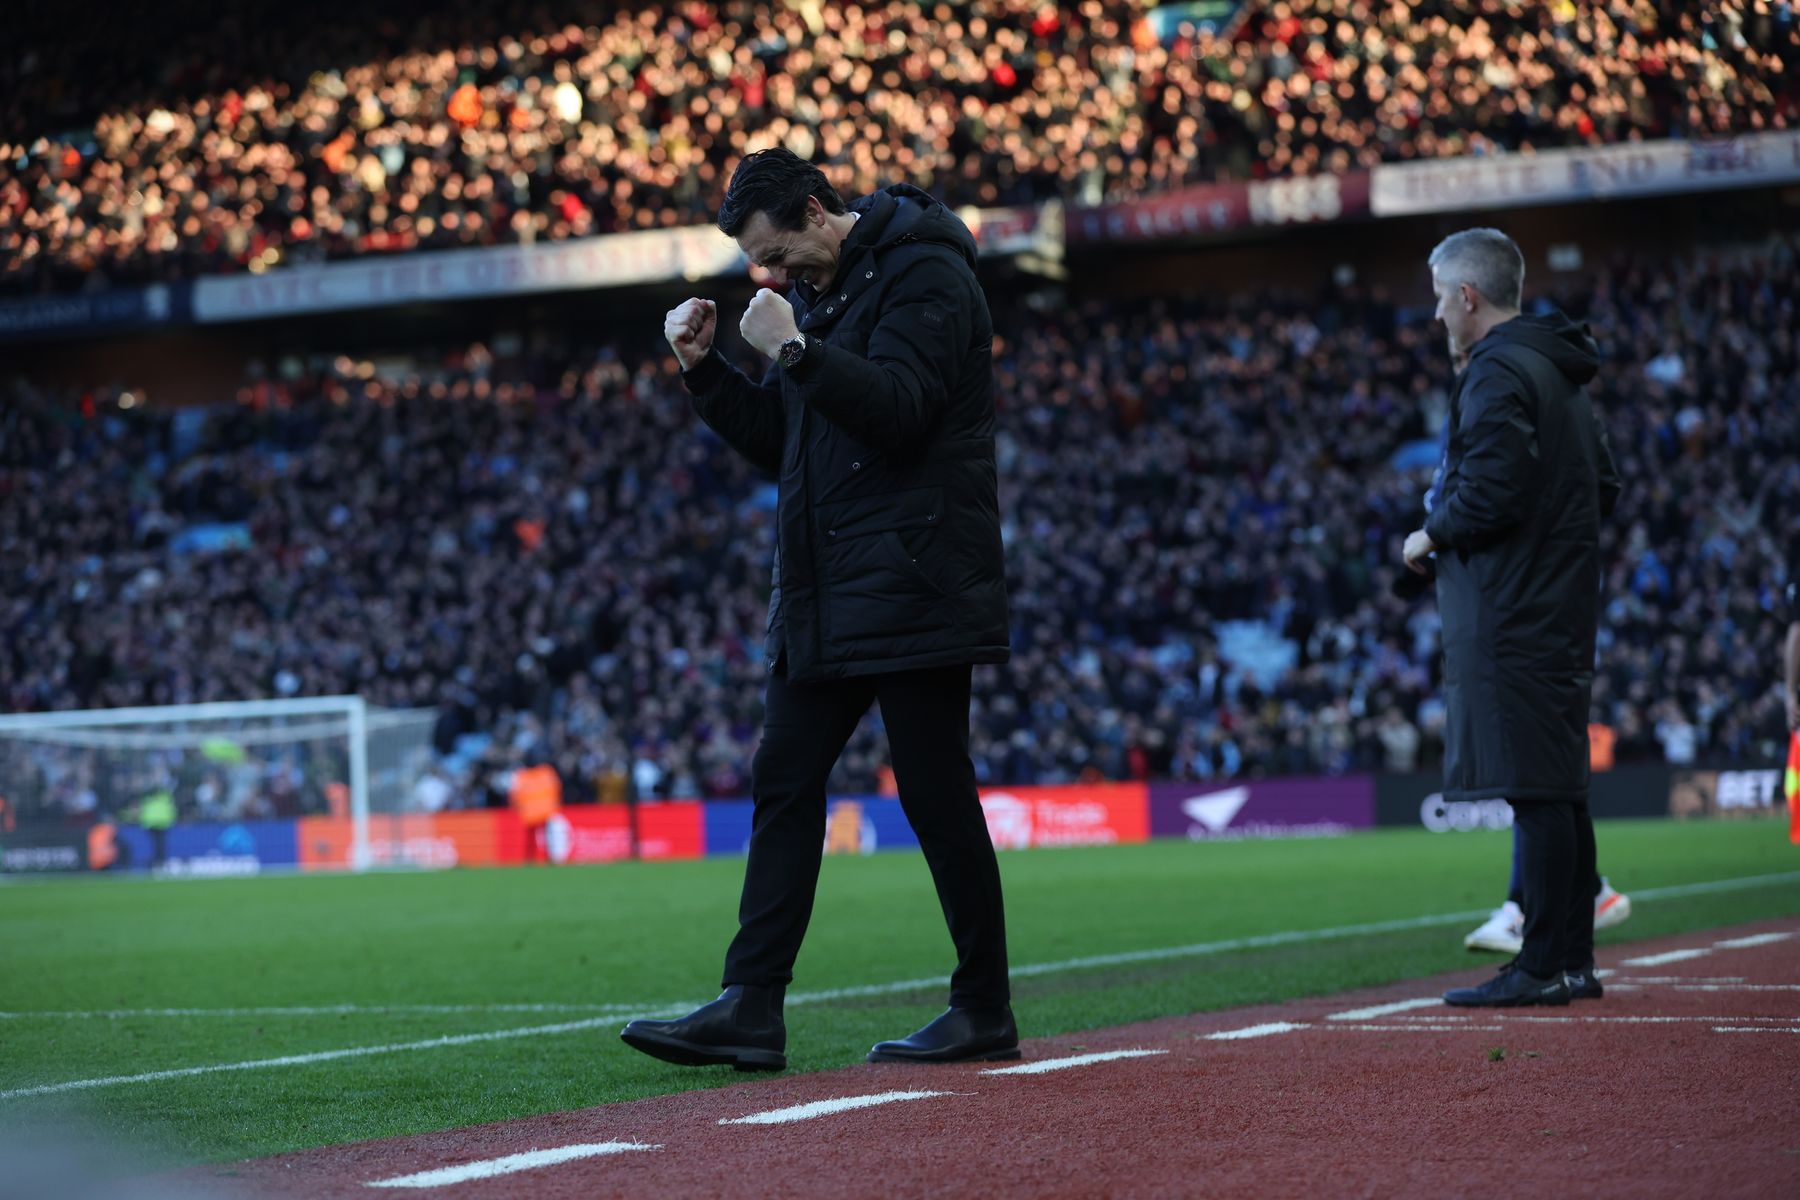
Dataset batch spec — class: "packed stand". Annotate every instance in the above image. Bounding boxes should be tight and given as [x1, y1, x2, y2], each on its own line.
[5, 0, 1798, 295]
[4, 242, 1798, 815]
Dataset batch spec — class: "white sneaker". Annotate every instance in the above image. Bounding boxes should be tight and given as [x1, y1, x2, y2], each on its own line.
[1594, 878, 1632, 930]
[1464, 900, 1525, 954]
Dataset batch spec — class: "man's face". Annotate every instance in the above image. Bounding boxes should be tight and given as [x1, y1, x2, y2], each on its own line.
[736, 198, 838, 290]
[1431, 266, 1476, 354]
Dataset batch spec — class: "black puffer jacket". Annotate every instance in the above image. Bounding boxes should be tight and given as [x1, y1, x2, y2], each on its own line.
[682, 185, 1010, 681]
[1425, 310, 1621, 802]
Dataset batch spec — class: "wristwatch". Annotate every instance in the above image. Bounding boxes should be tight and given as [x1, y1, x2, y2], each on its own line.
[778, 333, 809, 370]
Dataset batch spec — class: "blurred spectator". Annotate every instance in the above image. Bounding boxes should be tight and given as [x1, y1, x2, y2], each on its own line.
[4, 0, 1797, 294]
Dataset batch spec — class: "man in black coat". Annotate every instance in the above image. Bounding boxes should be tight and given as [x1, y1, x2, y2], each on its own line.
[1403, 228, 1620, 1007]
[620, 149, 1016, 1069]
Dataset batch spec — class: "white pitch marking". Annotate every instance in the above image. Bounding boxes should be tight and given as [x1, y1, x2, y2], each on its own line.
[785, 873, 1800, 1005]
[11, 870, 1799, 1098]
[1672, 984, 1800, 993]
[1327, 1024, 1503, 1033]
[1712, 1026, 1800, 1035]
[1619, 948, 1713, 967]
[0, 1003, 634, 1021]
[981, 1049, 1166, 1075]
[1504, 1015, 1797, 1025]
[1205, 1022, 1308, 1040]
[1713, 932, 1795, 950]
[719, 1090, 951, 1126]
[1607, 976, 1748, 985]
[0, 1016, 621, 1101]
[365, 1142, 660, 1188]
[1325, 997, 1442, 1022]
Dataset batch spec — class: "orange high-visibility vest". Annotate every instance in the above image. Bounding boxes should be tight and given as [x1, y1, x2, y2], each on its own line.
[510, 765, 562, 827]
[1587, 723, 1616, 772]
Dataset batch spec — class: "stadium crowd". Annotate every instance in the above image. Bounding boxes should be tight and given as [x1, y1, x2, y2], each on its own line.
[5, 238, 1796, 813]
[5, 0, 1797, 295]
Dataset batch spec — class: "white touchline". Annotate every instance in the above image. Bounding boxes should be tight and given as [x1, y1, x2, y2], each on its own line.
[365, 1142, 660, 1188]
[1673, 984, 1800, 992]
[1609, 976, 1747, 985]
[1504, 1015, 1797, 1025]
[0, 1016, 620, 1101]
[1619, 948, 1714, 967]
[0, 1004, 637, 1021]
[718, 1091, 951, 1126]
[981, 1049, 1166, 1075]
[1205, 1022, 1308, 1040]
[1325, 998, 1442, 1022]
[1713, 932, 1795, 949]
[1326, 1024, 1503, 1033]
[8, 871, 1797, 1098]
[1712, 1027, 1800, 1035]
[776, 875, 1800, 1007]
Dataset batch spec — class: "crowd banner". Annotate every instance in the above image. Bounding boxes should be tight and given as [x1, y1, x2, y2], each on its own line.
[296, 810, 524, 870]
[820, 796, 924, 855]
[1148, 776, 1373, 840]
[702, 796, 922, 859]
[1067, 172, 1372, 245]
[1667, 767, 1787, 821]
[0, 826, 96, 873]
[1369, 131, 1800, 217]
[976, 783, 1150, 850]
[0, 282, 187, 343]
[553, 802, 704, 863]
[190, 198, 1064, 324]
[8, 766, 1783, 875]
[159, 820, 298, 876]
[1375, 763, 1711, 830]
[702, 799, 755, 858]
[960, 200, 1065, 263]
[191, 226, 749, 323]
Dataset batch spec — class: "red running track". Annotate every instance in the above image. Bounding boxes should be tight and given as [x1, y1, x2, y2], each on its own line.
[174, 918, 1800, 1199]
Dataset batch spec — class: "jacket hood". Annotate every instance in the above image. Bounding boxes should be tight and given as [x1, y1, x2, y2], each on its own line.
[1478, 308, 1599, 386]
[845, 185, 979, 269]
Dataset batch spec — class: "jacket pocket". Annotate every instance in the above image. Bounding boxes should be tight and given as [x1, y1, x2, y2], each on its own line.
[815, 487, 957, 644]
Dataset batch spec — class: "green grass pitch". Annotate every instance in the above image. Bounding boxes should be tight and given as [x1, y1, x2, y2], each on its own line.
[1, 817, 1795, 1167]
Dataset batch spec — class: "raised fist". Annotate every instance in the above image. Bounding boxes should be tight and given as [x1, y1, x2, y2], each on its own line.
[738, 289, 800, 360]
[664, 297, 717, 370]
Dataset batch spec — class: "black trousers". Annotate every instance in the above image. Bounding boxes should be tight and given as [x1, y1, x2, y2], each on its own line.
[1508, 799, 1598, 978]
[722, 662, 1011, 1009]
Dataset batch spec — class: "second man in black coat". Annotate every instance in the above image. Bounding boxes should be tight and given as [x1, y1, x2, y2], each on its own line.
[1405, 228, 1621, 1008]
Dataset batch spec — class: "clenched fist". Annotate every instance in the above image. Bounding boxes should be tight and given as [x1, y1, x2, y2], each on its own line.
[664, 297, 717, 370]
[738, 289, 800, 360]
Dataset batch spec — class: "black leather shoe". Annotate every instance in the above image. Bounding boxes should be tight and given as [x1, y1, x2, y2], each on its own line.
[867, 1006, 1020, 1063]
[1563, 967, 1604, 1000]
[1444, 963, 1571, 1008]
[620, 985, 785, 1071]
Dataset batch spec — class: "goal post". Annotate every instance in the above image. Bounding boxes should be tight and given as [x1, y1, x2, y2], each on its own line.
[0, 696, 436, 873]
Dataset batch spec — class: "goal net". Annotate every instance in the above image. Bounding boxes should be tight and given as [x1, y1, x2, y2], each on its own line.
[0, 696, 435, 873]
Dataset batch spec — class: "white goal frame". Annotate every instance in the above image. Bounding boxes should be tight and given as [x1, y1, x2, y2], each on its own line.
[0, 695, 375, 870]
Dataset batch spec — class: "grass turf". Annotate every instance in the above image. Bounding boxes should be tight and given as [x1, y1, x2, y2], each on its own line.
[1, 816, 1795, 1167]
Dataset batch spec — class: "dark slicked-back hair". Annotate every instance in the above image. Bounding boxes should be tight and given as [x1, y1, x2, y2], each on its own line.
[717, 147, 847, 237]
